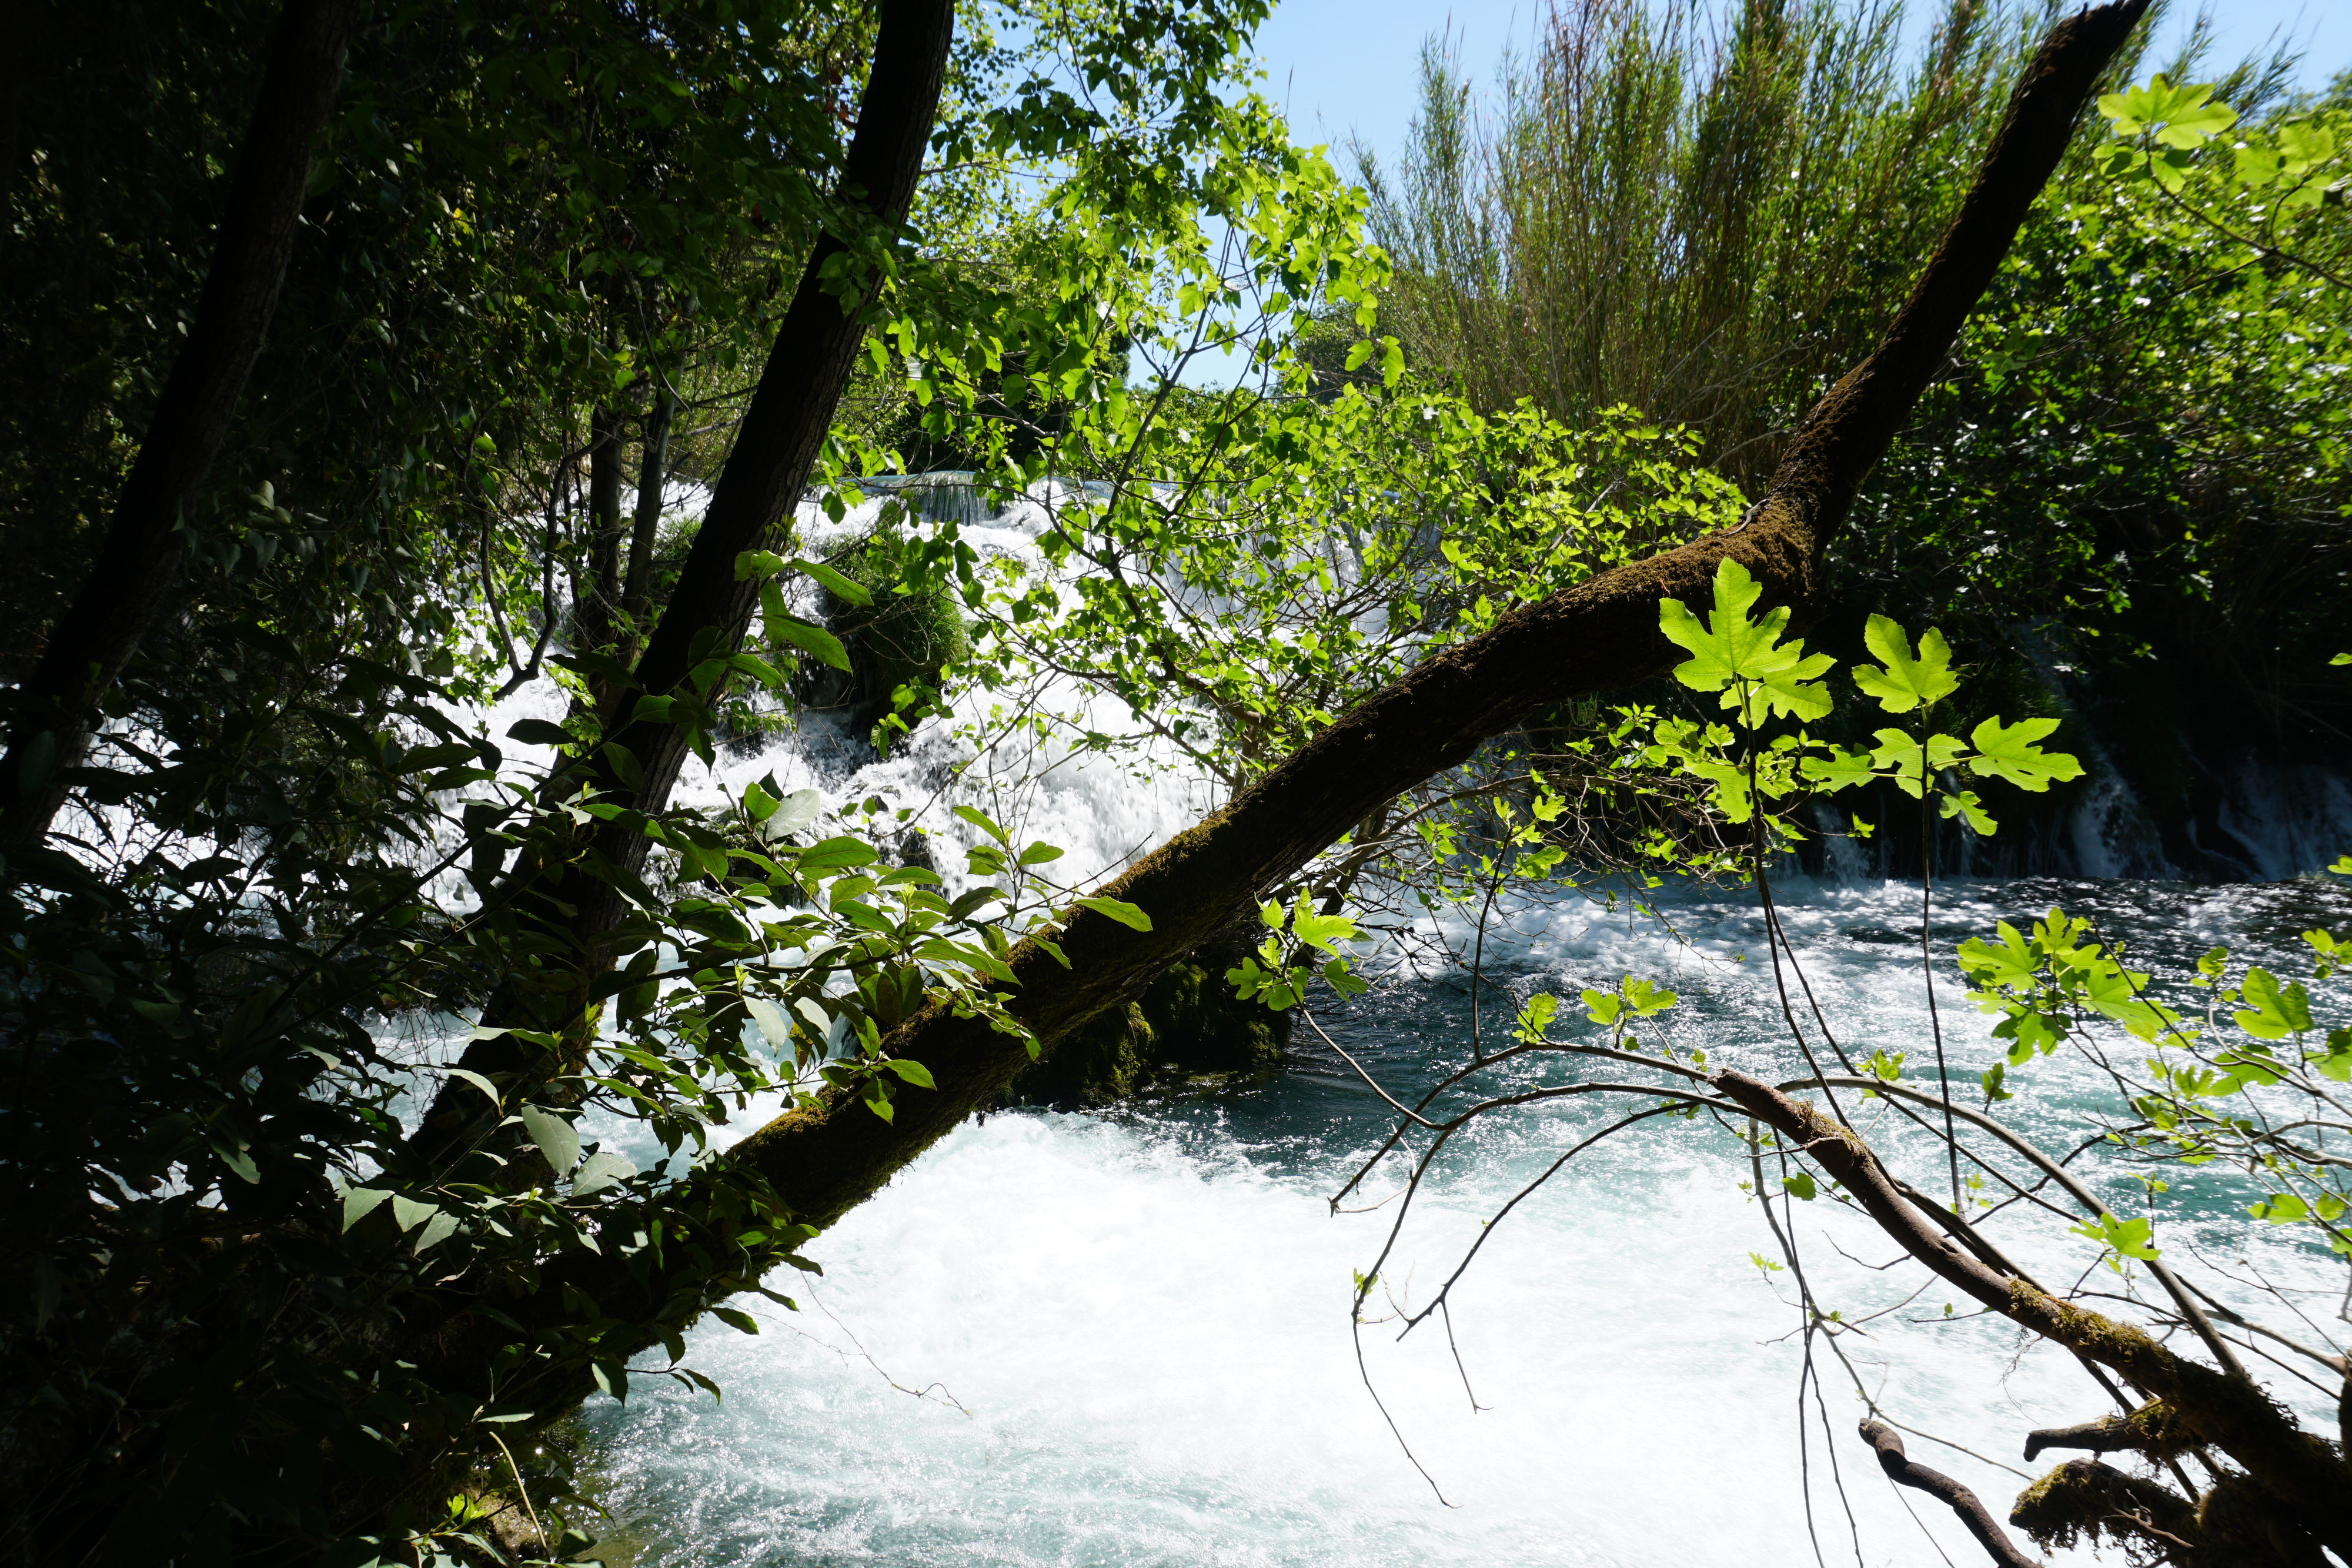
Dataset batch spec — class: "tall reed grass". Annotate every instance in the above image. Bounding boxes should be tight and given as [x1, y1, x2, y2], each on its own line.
[1355, 1, 2131, 486]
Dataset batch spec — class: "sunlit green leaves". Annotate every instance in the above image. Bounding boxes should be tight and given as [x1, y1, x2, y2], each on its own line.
[1228, 895, 1366, 1009]
[1658, 559, 1833, 722]
[2233, 967, 2314, 1040]
[2099, 75, 2237, 149]
[1965, 717, 2084, 792]
[2070, 1212, 2160, 1266]
[1852, 614, 1957, 712]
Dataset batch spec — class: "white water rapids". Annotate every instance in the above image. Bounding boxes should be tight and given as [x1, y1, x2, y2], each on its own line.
[561, 878, 2346, 1566]
[522, 483, 2348, 1567]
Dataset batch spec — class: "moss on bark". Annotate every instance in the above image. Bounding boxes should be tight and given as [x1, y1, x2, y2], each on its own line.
[1010, 911, 1291, 1108]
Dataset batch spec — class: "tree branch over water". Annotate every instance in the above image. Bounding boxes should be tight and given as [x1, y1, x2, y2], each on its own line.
[700, 0, 2158, 1237]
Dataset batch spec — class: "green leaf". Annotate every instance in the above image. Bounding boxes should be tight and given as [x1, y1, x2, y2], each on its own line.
[1799, 745, 1879, 793]
[797, 835, 878, 871]
[506, 718, 573, 748]
[764, 610, 851, 673]
[444, 1067, 502, 1108]
[726, 652, 790, 691]
[1072, 895, 1151, 931]
[2249, 1192, 2310, 1225]
[1622, 976, 1677, 1016]
[1851, 615, 1959, 713]
[342, 1187, 393, 1231]
[712, 1306, 762, 1335]
[951, 804, 1010, 844]
[2070, 1212, 2160, 1262]
[1965, 717, 2084, 792]
[1288, 897, 1358, 955]
[1319, 957, 1370, 998]
[1957, 922, 2037, 989]
[2099, 75, 2236, 149]
[1656, 558, 1833, 722]
[884, 1058, 936, 1088]
[520, 1105, 580, 1175]
[573, 1149, 636, 1196]
[743, 997, 793, 1049]
[1782, 1172, 1818, 1201]
[2234, 966, 2314, 1039]
[793, 557, 872, 607]
[759, 788, 823, 842]
[390, 1195, 436, 1233]
[2306, 1028, 2352, 1081]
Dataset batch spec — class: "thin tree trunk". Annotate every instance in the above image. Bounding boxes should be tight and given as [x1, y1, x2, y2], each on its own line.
[0, 0, 362, 848]
[577, 399, 626, 652]
[622, 389, 674, 628]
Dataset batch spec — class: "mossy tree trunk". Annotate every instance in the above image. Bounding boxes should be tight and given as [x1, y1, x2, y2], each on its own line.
[407, 0, 2163, 1435]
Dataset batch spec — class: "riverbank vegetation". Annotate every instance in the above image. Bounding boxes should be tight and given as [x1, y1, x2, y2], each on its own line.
[4, 0, 2351, 1562]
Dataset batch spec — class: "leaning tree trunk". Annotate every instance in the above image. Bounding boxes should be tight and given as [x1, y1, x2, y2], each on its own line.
[413, 0, 2160, 1423]
[684, 0, 2162, 1232]
[0, 0, 362, 849]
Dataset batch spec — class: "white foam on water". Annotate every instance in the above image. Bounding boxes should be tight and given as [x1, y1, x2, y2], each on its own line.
[571, 871, 2343, 1568]
[549, 484, 2344, 1566]
[572, 1109, 2173, 1566]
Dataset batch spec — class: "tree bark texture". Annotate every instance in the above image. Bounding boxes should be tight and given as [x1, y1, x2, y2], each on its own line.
[597, 0, 951, 832]
[622, 386, 676, 639]
[408, 0, 956, 1138]
[0, 0, 362, 848]
[1857, 1421, 2040, 1568]
[579, 399, 626, 653]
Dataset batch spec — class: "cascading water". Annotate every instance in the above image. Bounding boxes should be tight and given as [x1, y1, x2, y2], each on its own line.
[544, 480, 2343, 1567]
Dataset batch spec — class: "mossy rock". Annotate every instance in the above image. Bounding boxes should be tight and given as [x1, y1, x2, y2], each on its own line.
[1010, 911, 1291, 1109]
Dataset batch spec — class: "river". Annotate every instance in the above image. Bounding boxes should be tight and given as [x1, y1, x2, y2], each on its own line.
[562, 871, 2346, 1567]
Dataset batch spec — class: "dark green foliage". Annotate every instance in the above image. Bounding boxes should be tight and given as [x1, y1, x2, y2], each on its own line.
[796, 502, 974, 747]
[0, 1, 1357, 1559]
[1011, 913, 1293, 1108]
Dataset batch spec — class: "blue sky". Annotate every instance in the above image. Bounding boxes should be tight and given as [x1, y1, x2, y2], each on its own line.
[1247, 1, 2350, 173]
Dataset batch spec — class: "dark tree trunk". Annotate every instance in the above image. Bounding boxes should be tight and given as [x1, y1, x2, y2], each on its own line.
[578, 399, 626, 653]
[622, 384, 676, 650]
[0, 0, 362, 848]
[406, 0, 956, 1149]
